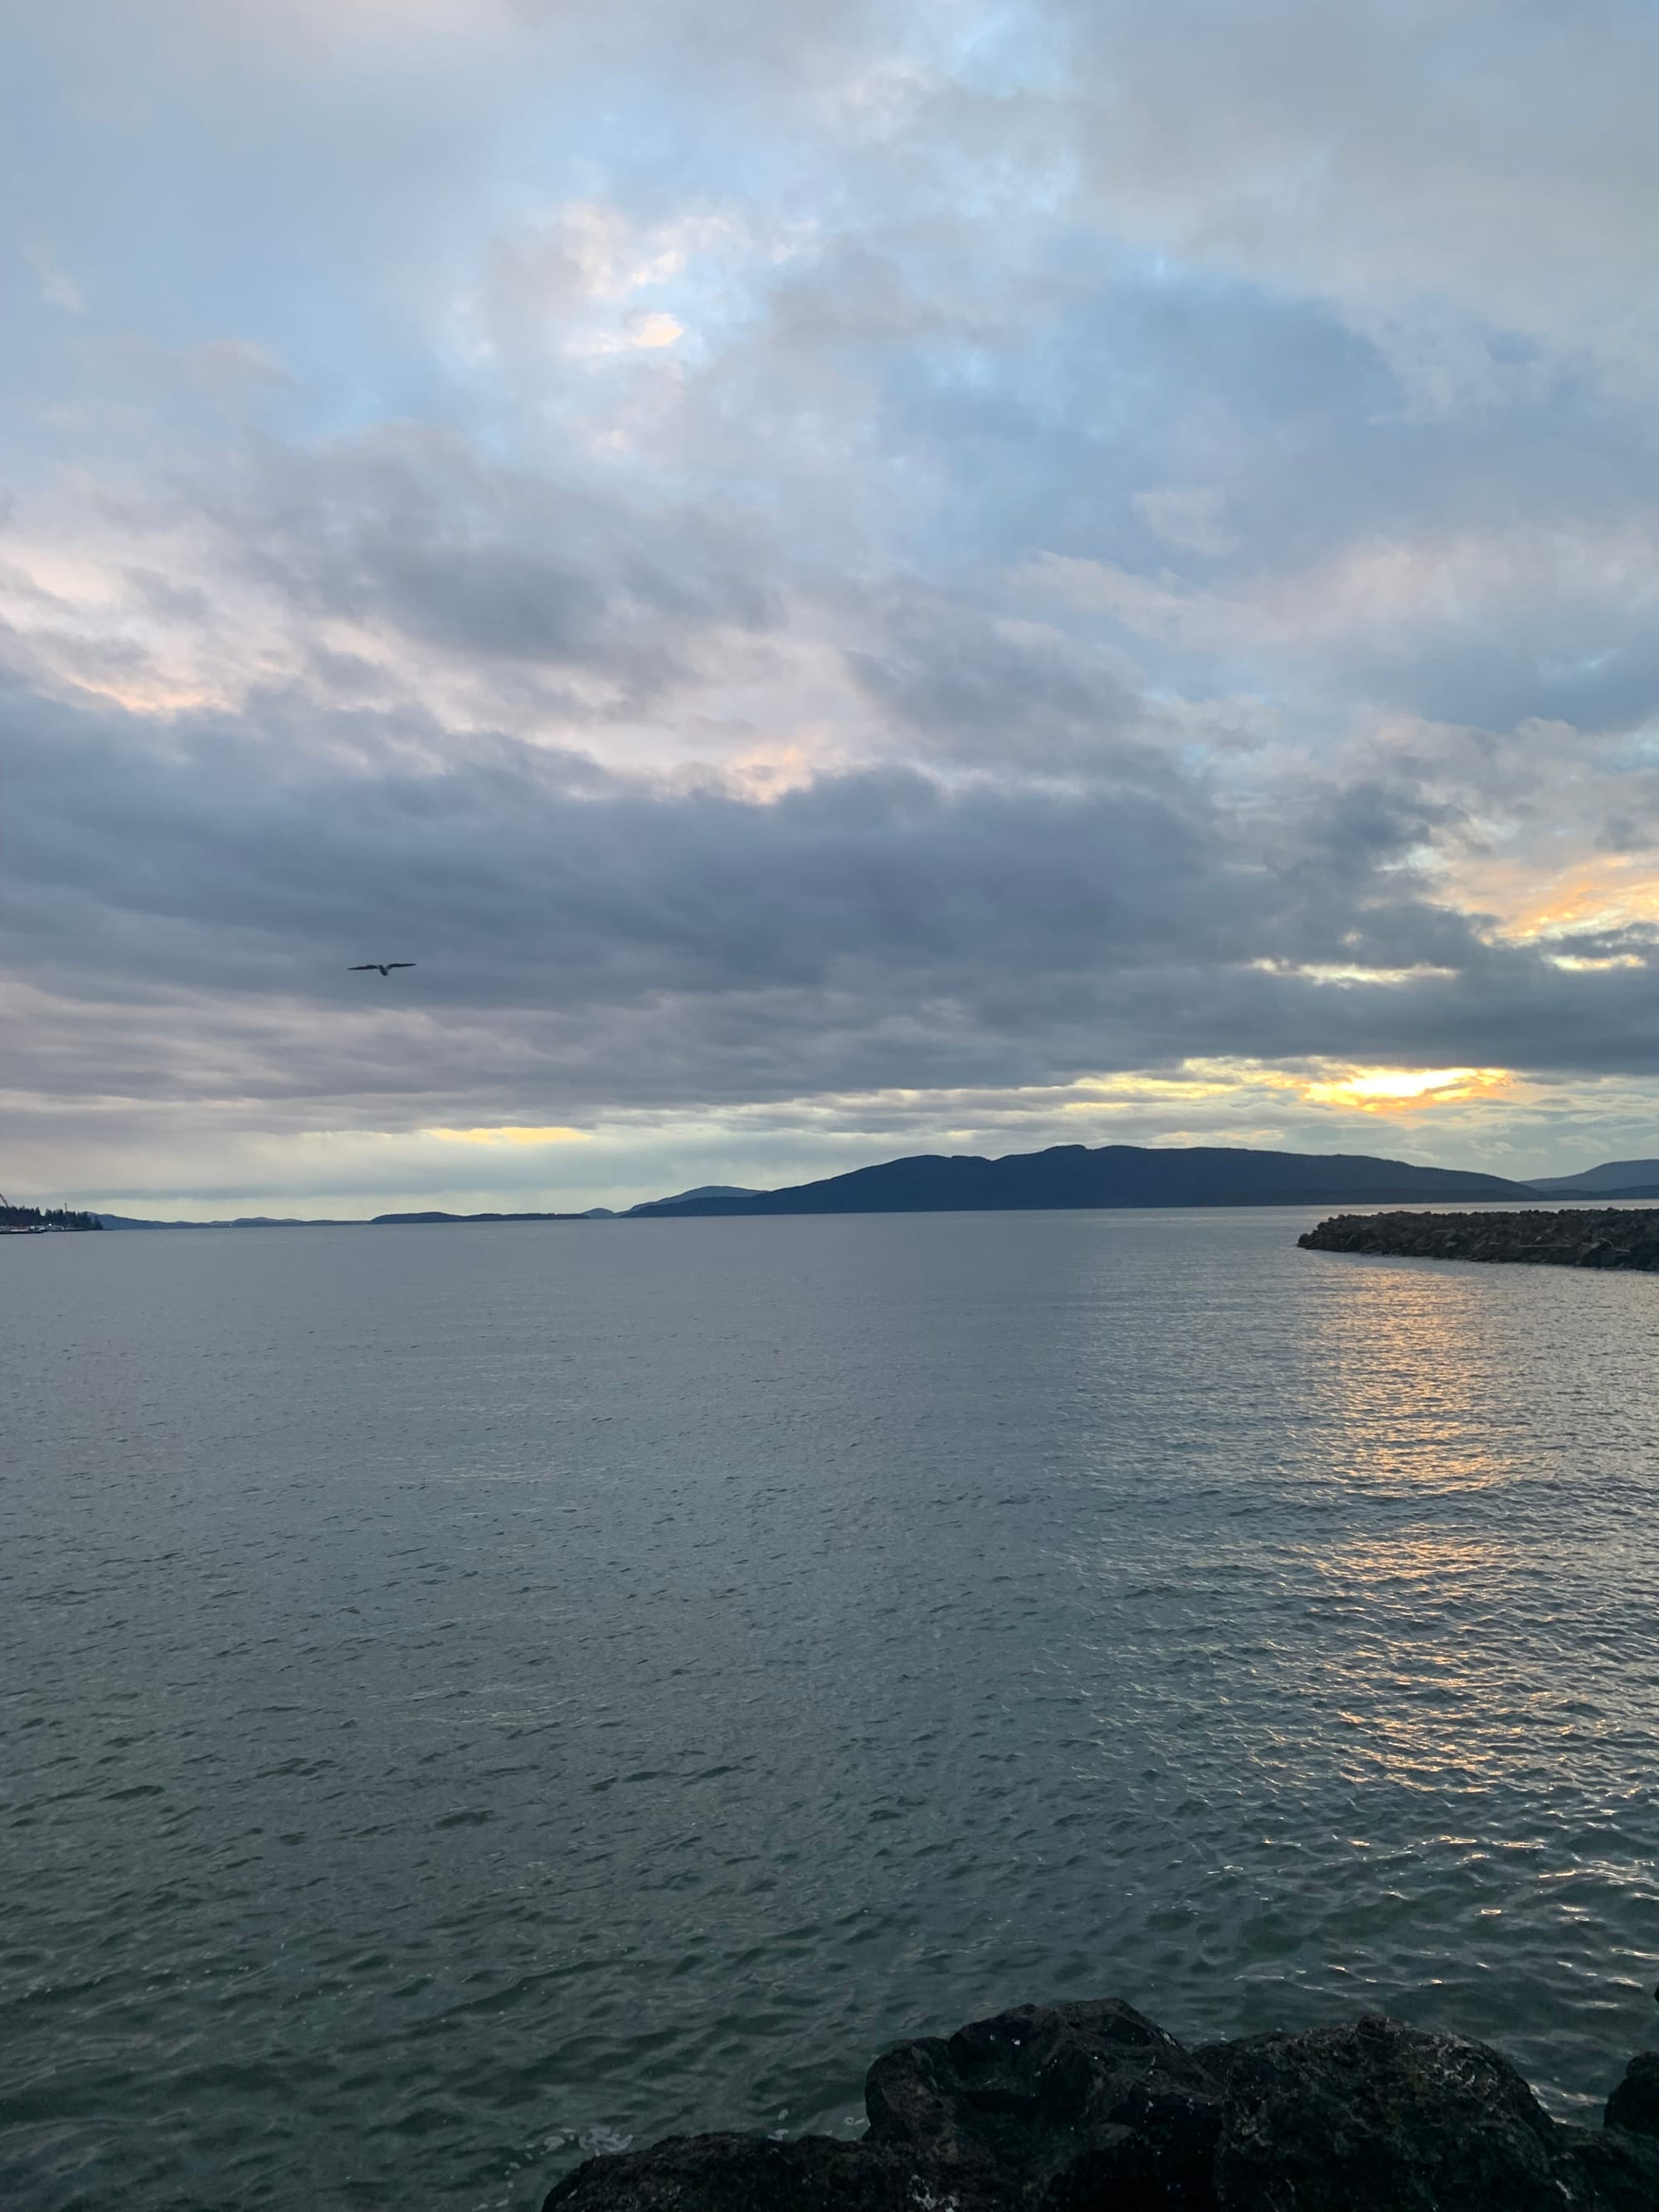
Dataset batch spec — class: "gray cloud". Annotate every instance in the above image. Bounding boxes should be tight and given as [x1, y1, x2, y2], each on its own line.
[184, 430, 784, 713]
[8, 665, 1659, 1148]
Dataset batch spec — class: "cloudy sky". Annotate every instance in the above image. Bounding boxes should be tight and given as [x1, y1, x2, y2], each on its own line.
[7, 0, 1659, 1215]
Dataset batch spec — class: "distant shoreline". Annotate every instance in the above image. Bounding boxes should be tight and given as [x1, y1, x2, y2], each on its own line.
[77, 1193, 1659, 1231]
[1, 1203, 101, 1234]
[54, 1135, 1659, 1232]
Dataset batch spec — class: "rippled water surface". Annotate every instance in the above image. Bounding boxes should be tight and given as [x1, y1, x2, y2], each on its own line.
[6, 1210, 1659, 2208]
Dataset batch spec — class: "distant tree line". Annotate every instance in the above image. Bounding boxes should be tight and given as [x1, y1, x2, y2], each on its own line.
[0, 1199, 103, 1232]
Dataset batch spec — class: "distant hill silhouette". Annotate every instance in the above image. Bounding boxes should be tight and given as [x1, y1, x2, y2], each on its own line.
[635, 1184, 759, 1211]
[627, 1143, 1539, 1217]
[1530, 1158, 1659, 1198]
[96, 1213, 357, 1228]
[96, 1141, 1659, 1230]
[371, 1209, 584, 1225]
[100, 1209, 589, 1228]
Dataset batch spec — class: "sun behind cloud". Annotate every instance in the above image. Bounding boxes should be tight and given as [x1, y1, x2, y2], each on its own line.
[1300, 1068, 1513, 1112]
[427, 1125, 589, 1146]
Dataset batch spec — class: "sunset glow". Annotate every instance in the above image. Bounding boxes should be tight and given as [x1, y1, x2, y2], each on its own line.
[1300, 1069, 1513, 1112]
[428, 1126, 589, 1147]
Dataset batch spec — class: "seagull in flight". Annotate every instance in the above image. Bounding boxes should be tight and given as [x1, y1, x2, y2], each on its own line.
[349, 962, 416, 976]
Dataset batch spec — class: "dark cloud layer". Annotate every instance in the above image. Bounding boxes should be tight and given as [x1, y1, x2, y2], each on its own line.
[8, 666, 1659, 1138]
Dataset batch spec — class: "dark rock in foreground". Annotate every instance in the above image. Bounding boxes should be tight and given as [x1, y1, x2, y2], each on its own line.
[1299, 1208, 1659, 1271]
[1608, 2054, 1659, 2141]
[543, 1999, 1659, 2211]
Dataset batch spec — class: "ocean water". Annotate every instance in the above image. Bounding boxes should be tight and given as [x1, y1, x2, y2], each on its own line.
[4, 1208, 1659, 2210]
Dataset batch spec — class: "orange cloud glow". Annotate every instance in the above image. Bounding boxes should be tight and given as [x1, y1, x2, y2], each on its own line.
[1300, 1067, 1513, 1111]
[426, 1125, 588, 1145]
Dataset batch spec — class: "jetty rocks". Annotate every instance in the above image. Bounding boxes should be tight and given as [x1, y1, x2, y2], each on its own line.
[1299, 1208, 1659, 1270]
[543, 1998, 1659, 2212]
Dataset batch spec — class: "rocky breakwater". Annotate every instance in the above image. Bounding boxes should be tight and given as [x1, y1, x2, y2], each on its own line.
[544, 1997, 1659, 2211]
[1299, 1208, 1659, 1270]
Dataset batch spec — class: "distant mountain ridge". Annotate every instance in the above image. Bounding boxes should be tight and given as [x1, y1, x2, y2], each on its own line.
[643, 1184, 759, 1208]
[627, 1142, 1538, 1217]
[75, 1145, 1659, 1229]
[96, 1213, 359, 1228]
[1530, 1158, 1659, 1198]
[372, 1209, 586, 1225]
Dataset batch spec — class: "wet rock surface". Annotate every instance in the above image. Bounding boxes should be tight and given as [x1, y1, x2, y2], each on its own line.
[1298, 1208, 1659, 1269]
[1608, 2054, 1659, 2140]
[542, 2001, 1659, 2210]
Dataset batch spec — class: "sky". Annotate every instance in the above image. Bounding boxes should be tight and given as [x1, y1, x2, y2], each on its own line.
[7, 0, 1659, 1217]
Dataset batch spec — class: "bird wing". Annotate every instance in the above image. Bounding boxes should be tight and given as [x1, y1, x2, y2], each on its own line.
[387, 962, 416, 970]
[348, 964, 377, 970]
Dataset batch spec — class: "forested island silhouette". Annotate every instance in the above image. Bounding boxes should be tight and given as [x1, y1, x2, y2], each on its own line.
[1, 1195, 101, 1234]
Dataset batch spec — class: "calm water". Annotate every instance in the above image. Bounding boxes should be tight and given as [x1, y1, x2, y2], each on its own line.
[5, 1210, 1659, 2210]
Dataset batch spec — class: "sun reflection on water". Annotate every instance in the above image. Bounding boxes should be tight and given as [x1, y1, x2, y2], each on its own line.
[1294, 1262, 1530, 1496]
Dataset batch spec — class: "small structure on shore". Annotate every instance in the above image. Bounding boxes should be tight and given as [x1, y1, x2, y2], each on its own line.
[1298, 1208, 1659, 1270]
